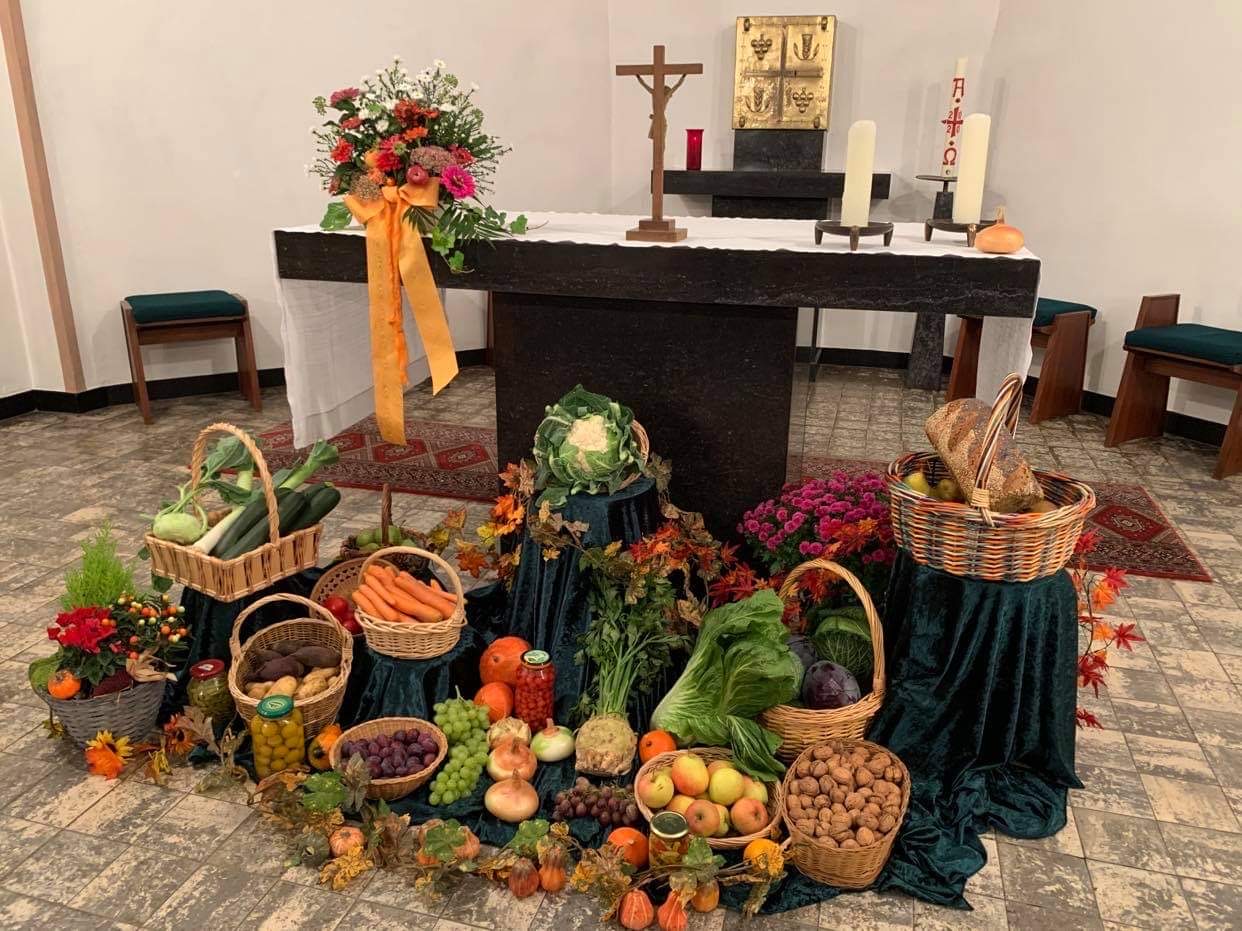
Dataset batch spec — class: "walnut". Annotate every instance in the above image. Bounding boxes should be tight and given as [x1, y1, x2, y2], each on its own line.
[844, 792, 865, 811]
[814, 823, 832, 838]
[829, 766, 853, 786]
[817, 806, 833, 823]
[856, 827, 876, 846]
[885, 765, 904, 784]
[794, 759, 812, 778]
[862, 802, 882, 818]
[866, 753, 890, 776]
[840, 838, 860, 850]
[830, 787, 847, 804]
[849, 749, 868, 767]
[829, 812, 853, 833]
[798, 777, 820, 796]
[873, 780, 898, 797]
[787, 796, 804, 814]
[857, 786, 873, 800]
[878, 813, 897, 833]
[831, 802, 846, 815]
[812, 795, 828, 810]
[854, 766, 874, 787]
[819, 775, 836, 794]
[831, 829, 855, 845]
[882, 804, 901, 820]
[859, 813, 879, 831]
[851, 810, 866, 827]
[822, 836, 839, 849]
[811, 761, 829, 778]
[795, 817, 817, 835]
[811, 745, 833, 762]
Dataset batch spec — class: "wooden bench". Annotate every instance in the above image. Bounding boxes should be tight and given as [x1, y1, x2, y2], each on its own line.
[946, 298, 1096, 422]
[121, 290, 260, 423]
[1105, 293, 1242, 479]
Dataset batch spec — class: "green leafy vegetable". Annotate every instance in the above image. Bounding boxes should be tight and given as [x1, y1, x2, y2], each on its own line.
[810, 609, 874, 684]
[60, 522, 135, 609]
[149, 436, 255, 544]
[533, 385, 645, 506]
[650, 589, 800, 782]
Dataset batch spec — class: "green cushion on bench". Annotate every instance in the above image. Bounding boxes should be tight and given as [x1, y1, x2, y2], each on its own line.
[1125, 323, 1242, 366]
[1034, 298, 1097, 329]
[125, 290, 244, 325]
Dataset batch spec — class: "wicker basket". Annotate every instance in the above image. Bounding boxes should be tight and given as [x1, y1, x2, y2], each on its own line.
[758, 560, 885, 762]
[310, 557, 394, 606]
[144, 423, 323, 601]
[44, 680, 165, 748]
[227, 593, 353, 738]
[885, 374, 1095, 582]
[354, 546, 467, 659]
[781, 739, 910, 889]
[633, 747, 782, 851]
[328, 716, 447, 801]
[337, 484, 428, 575]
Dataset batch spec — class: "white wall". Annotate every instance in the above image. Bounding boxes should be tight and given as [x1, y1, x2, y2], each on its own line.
[983, 0, 1242, 424]
[17, 0, 612, 390]
[606, 0, 1001, 351]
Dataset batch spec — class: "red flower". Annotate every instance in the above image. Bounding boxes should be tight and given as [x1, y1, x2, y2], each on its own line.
[406, 165, 429, 186]
[449, 144, 475, 166]
[330, 139, 354, 163]
[340, 116, 362, 130]
[374, 149, 401, 173]
[1074, 529, 1100, 555]
[50, 607, 114, 654]
[440, 164, 476, 199]
[329, 87, 359, 107]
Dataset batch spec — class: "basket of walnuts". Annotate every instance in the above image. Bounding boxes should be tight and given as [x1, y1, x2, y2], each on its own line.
[780, 738, 910, 889]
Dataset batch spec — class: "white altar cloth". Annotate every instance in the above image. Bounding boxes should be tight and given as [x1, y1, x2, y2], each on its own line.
[276, 213, 1036, 446]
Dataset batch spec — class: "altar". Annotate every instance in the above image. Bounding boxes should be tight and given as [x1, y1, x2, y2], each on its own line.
[275, 212, 1039, 536]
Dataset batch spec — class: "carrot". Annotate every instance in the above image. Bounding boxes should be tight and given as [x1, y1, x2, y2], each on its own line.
[403, 595, 442, 624]
[388, 586, 433, 619]
[365, 566, 397, 593]
[359, 582, 400, 621]
[412, 579, 458, 617]
[362, 577, 398, 608]
[429, 578, 459, 604]
[375, 563, 398, 583]
[351, 588, 384, 619]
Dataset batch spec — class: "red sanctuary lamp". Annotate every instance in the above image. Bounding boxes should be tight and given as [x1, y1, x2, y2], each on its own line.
[685, 129, 704, 170]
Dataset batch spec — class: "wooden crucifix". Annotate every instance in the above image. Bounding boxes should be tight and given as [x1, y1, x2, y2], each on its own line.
[616, 45, 702, 242]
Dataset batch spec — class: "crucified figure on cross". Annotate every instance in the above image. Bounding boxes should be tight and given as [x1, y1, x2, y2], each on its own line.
[616, 45, 702, 241]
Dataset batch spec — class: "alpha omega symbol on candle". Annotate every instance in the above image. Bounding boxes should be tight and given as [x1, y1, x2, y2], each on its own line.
[941, 59, 967, 176]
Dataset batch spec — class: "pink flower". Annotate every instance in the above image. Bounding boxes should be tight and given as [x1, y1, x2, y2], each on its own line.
[329, 87, 360, 107]
[449, 144, 475, 165]
[406, 164, 430, 186]
[340, 116, 362, 130]
[745, 519, 760, 533]
[440, 164, 476, 199]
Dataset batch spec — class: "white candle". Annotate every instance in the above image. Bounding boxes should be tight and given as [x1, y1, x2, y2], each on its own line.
[952, 113, 990, 224]
[839, 120, 876, 227]
[941, 57, 967, 177]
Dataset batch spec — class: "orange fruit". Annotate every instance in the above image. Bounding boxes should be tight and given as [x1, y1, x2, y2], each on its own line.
[473, 681, 514, 724]
[607, 827, 649, 869]
[479, 636, 530, 686]
[47, 669, 81, 700]
[638, 729, 677, 763]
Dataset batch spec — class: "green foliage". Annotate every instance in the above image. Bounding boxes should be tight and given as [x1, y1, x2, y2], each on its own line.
[533, 385, 644, 507]
[650, 589, 801, 781]
[320, 201, 352, 230]
[60, 522, 135, 610]
[810, 608, 874, 684]
[301, 772, 347, 813]
[27, 654, 59, 692]
[506, 819, 550, 858]
[423, 819, 470, 863]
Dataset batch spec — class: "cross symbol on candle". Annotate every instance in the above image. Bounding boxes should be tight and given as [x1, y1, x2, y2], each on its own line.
[941, 107, 964, 138]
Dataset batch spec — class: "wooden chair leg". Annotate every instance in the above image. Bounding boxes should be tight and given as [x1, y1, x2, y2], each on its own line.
[1030, 311, 1092, 423]
[1213, 388, 1242, 479]
[946, 316, 982, 401]
[235, 314, 262, 411]
[485, 292, 494, 368]
[121, 305, 153, 423]
[1105, 351, 1169, 447]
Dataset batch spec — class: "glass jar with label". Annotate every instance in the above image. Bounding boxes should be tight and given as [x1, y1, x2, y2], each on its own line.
[250, 695, 304, 778]
[649, 811, 690, 866]
[187, 659, 233, 723]
[514, 650, 555, 729]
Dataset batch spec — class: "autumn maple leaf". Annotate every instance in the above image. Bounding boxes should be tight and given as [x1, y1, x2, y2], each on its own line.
[1075, 529, 1100, 555]
[1092, 620, 1115, 643]
[1075, 708, 1103, 729]
[1091, 581, 1117, 611]
[1110, 621, 1144, 652]
[1103, 567, 1128, 591]
[456, 545, 489, 578]
[1078, 651, 1109, 696]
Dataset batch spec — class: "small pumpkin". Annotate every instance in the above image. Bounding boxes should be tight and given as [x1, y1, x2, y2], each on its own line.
[47, 669, 81, 700]
[743, 838, 784, 877]
[619, 889, 655, 930]
[538, 844, 567, 892]
[507, 857, 540, 898]
[657, 891, 688, 931]
[974, 207, 1024, 254]
[479, 636, 530, 686]
[473, 681, 514, 724]
[307, 724, 342, 771]
[690, 880, 719, 913]
[328, 826, 365, 858]
[454, 826, 481, 862]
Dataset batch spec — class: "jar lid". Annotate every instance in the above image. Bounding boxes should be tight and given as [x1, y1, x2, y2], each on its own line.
[190, 659, 225, 680]
[257, 695, 294, 718]
[650, 810, 689, 838]
[522, 650, 550, 665]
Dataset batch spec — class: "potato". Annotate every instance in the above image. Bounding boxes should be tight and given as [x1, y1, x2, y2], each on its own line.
[250, 648, 282, 667]
[798, 776, 820, 795]
[844, 792, 865, 811]
[854, 766, 874, 787]
[840, 838, 860, 850]
[304, 664, 339, 681]
[811, 760, 829, 778]
[245, 682, 270, 700]
[267, 675, 298, 697]
[271, 639, 310, 656]
[291, 645, 341, 669]
[878, 813, 897, 833]
[830, 787, 847, 804]
[294, 677, 327, 699]
[795, 817, 817, 835]
[256, 656, 305, 682]
[795, 759, 812, 778]
[856, 827, 876, 847]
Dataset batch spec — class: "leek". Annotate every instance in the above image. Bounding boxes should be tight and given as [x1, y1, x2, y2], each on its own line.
[192, 467, 253, 553]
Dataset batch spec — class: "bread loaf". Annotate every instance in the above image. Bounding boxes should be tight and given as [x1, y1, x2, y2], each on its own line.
[924, 399, 1042, 512]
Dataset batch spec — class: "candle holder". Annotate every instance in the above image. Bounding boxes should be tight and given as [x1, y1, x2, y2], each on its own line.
[814, 219, 894, 251]
[923, 217, 996, 247]
[915, 173, 956, 220]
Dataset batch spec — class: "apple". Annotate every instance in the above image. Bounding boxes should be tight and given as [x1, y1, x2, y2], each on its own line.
[684, 799, 720, 837]
[671, 754, 709, 797]
[740, 776, 769, 805]
[708, 767, 745, 806]
[666, 794, 694, 817]
[636, 766, 674, 810]
[730, 797, 768, 835]
[713, 803, 730, 837]
[706, 759, 735, 778]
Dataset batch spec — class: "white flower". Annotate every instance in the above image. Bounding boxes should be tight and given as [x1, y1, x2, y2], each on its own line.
[392, 53, 401, 62]
[470, 82, 480, 92]
[438, 102, 456, 113]
[434, 59, 446, 70]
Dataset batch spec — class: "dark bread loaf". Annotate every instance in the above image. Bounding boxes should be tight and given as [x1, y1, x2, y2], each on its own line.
[924, 399, 1043, 513]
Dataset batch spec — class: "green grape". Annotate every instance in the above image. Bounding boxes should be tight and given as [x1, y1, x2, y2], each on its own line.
[429, 792, 441, 805]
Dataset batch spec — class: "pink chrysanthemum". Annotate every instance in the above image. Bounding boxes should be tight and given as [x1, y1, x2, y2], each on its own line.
[440, 164, 476, 199]
[329, 87, 359, 107]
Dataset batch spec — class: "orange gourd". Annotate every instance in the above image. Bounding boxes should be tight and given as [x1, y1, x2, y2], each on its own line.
[538, 844, 567, 892]
[619, 889, 655, 930]
[743, 838, 784, 876]
[607, 827, 649, 869]
[974, 207, 1024, 254]
[479, 636, 530, 686]
[329, 826, 365, 858]
[638, 729, 677, 763]
[657, 891, 688, 931]
[473, 681, 514, 724]
[690, 880, 719, 913]
[308, 724, 342, 771]
[507, 857, 540, 898]
[47, 669, 81, 700]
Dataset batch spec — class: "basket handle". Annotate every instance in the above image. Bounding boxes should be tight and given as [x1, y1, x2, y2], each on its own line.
[379, 483, 393, 547]
[777, 558, 885, 697]
[188, 422, 279, 547]
[229, 592, 339, 662]
[361, 545, 467, 607]
[967, 372, 1024, 524]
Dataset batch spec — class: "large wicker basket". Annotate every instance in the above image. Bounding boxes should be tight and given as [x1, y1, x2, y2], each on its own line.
[328, 716, 447, 801]
[144, 423, 323, 601]
[310, 557, 393, 607]
[337, 484, 428, 575]
[886, 374, 1095, 582]
[44, 680, 165, 748]
[781, 739, 910, 889]
[227, 593, 353, 738]
[354, 546, 467, 659]
[633, 747, 782, 851]
[758, 560, 885, 762]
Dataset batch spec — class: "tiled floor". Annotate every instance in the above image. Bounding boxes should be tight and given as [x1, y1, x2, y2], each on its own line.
[0, 365, 1240, 929]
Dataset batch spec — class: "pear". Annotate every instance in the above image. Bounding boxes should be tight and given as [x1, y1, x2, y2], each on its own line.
[935, 478, 963, 502]
[903, 471, 932, 496]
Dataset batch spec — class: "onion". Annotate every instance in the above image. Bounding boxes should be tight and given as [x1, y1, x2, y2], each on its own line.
[530, 718, 575, 762]
[488, 716, 531, 748]
[484, 772, 540, 823]
[487, 736, 536, 781]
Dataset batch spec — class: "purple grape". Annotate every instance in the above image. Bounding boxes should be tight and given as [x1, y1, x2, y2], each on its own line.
[366, 754, 381, 767]
[393, 729, 407, 742]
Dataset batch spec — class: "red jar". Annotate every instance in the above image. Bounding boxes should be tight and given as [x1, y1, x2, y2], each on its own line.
[514, 650, 555, 728]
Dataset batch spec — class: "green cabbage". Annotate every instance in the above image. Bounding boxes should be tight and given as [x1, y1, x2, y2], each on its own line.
[533, 385, 644, 506]
[649, 589, 801, 782]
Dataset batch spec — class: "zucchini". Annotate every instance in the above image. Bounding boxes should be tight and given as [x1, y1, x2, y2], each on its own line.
[209, 490, 279, 556]
[292, 484, 341, 531]
[217, 489, 308, 560]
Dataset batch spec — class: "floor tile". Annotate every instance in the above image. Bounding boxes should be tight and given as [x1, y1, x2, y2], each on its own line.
[0, 816, 56, 875]
[1073, 809, 1173, 872]
[965, 834, 1003, 901]
[207, 812, 291, 877]
[1087, 861, 1194, 930]
[237, 880, 353, 930]
[67, 778, 182, 838]
[1140, 774, 1240, 830]
[913, 894, 1008, 929]
[1075, 728, 1136, 772]
[818, 890, 915, 929]
[146, 864, 275, 931]
[1123, 734, 1217, 783]
[1004, 900, 1103, 930]
[437, 877, 545, 929]
[1, 829, 123, 905]
[1071, 765, 1155, 818]
[1157, 822, 1242, 883]
[356, 864, 444, 913]
[5, 766, 117, 828]
[1179, 876, 1242, 930]
[997, 843, 1095, 915]
[134, 792, 253, 858]
[1003, 807, 1083, 858]
[336, 898, 438, 931]
[0, 889, 119, 930]
[1182, 705, 1242, 747]
[70, 844, 197, 925]
[1163, 671, 1241, 712]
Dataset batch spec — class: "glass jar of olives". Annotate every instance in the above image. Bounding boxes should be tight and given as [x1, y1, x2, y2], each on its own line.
[514, 650, 555, 729]
[187, 659, 233, 723]
[250, 695, 304, 778]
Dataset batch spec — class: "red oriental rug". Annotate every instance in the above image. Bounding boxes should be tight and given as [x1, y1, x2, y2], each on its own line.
[801, 456, 1212, 582]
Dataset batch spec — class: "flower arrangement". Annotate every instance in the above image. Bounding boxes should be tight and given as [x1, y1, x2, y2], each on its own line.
[1071, 530, 1143, 728]
[311, 58, 525, 271]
